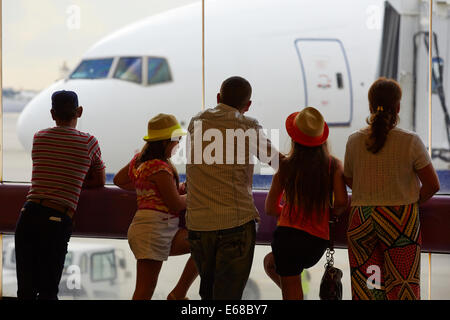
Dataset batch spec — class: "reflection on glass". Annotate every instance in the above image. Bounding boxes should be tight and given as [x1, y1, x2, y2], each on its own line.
[70, 59, 114, 79]
[114, 57, 143, 84]
[91, 251, 117, 282]
[2, 236, 450, 299]
[148, 57, 172, 85]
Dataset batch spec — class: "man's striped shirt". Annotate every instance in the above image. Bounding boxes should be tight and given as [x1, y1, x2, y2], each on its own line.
[26, 126, 105, 213]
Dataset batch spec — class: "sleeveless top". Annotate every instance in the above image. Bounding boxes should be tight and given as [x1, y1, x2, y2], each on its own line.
[128, 154, 175, 214]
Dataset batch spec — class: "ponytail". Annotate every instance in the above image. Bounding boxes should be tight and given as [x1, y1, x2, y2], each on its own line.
[365, 78, 402, 154]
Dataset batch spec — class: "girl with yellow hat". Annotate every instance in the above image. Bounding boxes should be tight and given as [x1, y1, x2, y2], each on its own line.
[114, 113, 197, 300]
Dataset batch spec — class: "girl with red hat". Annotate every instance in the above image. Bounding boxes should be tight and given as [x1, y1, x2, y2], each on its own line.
[265, 107, 348, 300]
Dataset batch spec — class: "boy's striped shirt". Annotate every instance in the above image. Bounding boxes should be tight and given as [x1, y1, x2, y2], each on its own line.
[26, 126, 105, 214]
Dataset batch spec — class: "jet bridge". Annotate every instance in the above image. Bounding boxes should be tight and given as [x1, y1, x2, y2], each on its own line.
[382, 0, 450, 166]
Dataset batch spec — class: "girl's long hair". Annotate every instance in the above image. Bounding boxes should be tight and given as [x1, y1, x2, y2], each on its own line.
[279, 141, 332, 219]
[365, 77, 402, 154]
[135, 139, 179, 188]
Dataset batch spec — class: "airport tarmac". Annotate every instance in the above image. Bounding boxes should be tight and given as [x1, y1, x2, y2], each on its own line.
[2, 111, 450, 300]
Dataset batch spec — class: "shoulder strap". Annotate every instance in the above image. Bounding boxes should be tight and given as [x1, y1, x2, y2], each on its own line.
[328, 157, 337, 251]
[329, 157, 335, 208]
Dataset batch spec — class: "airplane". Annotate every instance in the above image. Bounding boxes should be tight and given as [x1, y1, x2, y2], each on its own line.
[15, 0, 450, 185]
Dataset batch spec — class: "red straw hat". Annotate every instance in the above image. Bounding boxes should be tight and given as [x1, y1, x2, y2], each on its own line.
[285, 107, 329, 146]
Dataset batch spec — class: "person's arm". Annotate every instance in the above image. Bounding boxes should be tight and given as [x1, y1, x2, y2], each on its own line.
[178, 181, 187, 195]
[343, 136, 353, 189]
[151, 171, 186, 212]
[83, 166, 106, 188]
[84, 137, 106, 188]
[344, 176, 353, 189]
[113, 162, 135, 191]
[255, 123, 283, 170]
[416, 163, 440, 204]
[265, 171, 283, 217]
[332, 160, 349, 217]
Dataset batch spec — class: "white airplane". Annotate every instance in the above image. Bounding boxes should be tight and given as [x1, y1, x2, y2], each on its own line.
[16, 0, 450, 183]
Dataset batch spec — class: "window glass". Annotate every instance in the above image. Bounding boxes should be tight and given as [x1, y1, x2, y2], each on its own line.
[91, 250, 117, 282]
[148, 57, 172, 85]
[114, 57, 143, 84]
[79, 254, 88, 274]
[64, 251, 73, 269]
[69, 58, 114, 79]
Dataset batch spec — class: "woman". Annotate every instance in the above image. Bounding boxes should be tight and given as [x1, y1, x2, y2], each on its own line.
[114, 113, 197, 300]
[344, 78, 440, 300]
[265, 106, 348, 300]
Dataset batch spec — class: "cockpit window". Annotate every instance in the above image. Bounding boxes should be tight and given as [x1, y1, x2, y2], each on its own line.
[70, 58, 114, 79]
[148, 57, 172, 85]
[113, 57, 142, 84]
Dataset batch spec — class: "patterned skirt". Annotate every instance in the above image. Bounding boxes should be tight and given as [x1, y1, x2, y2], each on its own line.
[347, 204, 422, 300]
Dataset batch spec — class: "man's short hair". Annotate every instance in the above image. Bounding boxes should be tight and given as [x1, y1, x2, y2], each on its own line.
[219, 76, 252, 109]
[51, 90, 79, 121]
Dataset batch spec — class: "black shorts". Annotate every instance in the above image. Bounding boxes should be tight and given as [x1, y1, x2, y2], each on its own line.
[271, 226, 329, 277]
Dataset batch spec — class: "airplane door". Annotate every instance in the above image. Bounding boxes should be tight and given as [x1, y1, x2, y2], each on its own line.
[294, 39, 353, 126]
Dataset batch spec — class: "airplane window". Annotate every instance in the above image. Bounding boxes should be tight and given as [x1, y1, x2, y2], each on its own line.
[114, 57, 143, 84]
[69, 58, 114, 79]
[148, 57, 172, 85]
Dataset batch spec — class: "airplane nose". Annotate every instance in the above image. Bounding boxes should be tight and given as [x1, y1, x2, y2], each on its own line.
[17, 81, 65, 151]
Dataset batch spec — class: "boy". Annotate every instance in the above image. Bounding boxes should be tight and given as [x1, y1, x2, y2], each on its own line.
[14, 90, 105, 299]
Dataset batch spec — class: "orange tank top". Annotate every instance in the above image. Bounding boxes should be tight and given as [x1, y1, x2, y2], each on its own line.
[277, 157, 334, 240]
[277, 205, 330, 240]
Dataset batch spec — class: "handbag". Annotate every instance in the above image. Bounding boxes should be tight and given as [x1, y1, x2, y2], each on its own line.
[319, 157, 343, 300]
[319, 217, 343, 300]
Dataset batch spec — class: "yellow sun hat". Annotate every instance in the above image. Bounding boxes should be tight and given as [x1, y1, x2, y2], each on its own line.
[143, 113, 187, 142]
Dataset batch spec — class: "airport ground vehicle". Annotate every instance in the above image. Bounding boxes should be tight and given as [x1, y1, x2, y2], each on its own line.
[2, 236, 132, 300]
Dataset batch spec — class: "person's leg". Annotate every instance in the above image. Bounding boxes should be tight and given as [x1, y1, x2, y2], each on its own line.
[167, 228, 198, 300]
[271, 227, 325, 300]
[214, 220, 256, 300]
[263, 252, 281, 288]
[167, 256, 198, 300]
[280, 275, 303, 300]
[188, 230, 216, 300]
[15, 204, 39, 300]
[37, 210, 72, 300]
[347, 206, 384, 300]
[133, 259, 163, 300]
[379, 204, 421, 300]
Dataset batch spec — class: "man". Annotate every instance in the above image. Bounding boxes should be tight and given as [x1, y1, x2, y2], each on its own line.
[186, 76, 279, 300]
[14, 90, 106, 299]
